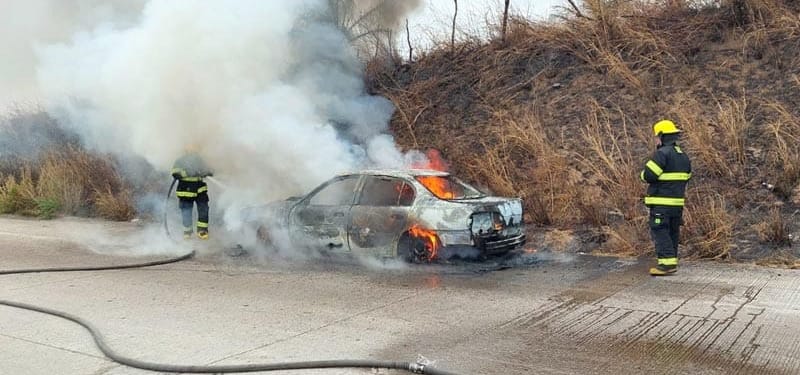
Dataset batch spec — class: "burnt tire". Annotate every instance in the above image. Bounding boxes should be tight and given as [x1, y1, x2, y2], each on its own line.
[397, 233, 429, 264]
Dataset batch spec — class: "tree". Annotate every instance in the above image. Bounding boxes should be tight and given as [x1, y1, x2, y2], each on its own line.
[406, 18, 413, 61]
[324, 0, 420, 60]
[502, 0, 511, 42]
[451, 0, 458, 53]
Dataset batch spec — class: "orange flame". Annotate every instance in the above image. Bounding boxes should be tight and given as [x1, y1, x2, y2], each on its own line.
[408, 224, 440, 261]
[412, 149, 449, 172]
[416, 176, 456, 199]
[411, 149, 458, 200]
[424, 149, 449, 172]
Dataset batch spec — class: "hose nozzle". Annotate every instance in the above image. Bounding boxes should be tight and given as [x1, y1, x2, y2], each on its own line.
[409, 362, 426, 374]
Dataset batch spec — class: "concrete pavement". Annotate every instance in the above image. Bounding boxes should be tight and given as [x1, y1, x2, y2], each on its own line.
[0, 216, 799, 374]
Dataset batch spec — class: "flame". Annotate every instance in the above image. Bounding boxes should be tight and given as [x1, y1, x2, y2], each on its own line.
[412, 149, 449, 172]
[410, 149, 457, 199]
[424, 149, 449, 172]
[416, 176, 456, 199]
[408, 224, 440, 261]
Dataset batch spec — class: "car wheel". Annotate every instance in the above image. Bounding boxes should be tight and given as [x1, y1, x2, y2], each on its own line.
[397, 232, 429, 263]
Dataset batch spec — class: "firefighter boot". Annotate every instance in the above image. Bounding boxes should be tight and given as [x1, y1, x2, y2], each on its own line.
[198, 230, 209, 240]
[649, 264, 677, 276]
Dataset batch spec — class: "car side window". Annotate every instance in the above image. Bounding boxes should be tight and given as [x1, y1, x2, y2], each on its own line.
[308, 176, 360, 206]
[358, 176, 415, 207]
[398, 182, 415, 206]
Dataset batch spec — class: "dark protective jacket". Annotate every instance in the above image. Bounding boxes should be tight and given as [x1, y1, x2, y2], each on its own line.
[640, 135, 692, 209]
[171, 153, 213, 199]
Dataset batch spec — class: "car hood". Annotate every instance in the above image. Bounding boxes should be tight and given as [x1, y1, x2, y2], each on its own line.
[414, 196, 524, 231]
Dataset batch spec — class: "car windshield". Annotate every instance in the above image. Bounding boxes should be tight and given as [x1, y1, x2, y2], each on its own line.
[415, 175, 484, 200]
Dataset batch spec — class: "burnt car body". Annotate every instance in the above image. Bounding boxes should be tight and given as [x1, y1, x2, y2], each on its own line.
[244, 170, 526, 262]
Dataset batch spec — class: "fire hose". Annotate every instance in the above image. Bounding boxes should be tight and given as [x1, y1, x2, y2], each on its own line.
[163, 177, 178, 237]
[0, 180, 461, 374]
[0, 260, 460, 374]
[0, 297, 457, 375]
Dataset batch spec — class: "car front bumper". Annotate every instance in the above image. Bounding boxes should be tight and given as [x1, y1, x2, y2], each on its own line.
[437, 229, 527, 256]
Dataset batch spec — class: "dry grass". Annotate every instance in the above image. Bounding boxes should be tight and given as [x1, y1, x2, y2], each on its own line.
[716, 96, 752, 166]
[756, 250, 800, 269]
[752, 207, 793, 248]
[37, 148, 130, 219]
[0, 169, 37, 215]
[575, 102, 647, 222]
[0, 111, 137, 220]
[94, 186, 136, 221]
[546, 0, 684, 98]
[599, 220, 649, 256]
[682, 190, 736, 259]
[762, 102, 800, 198]
[573, 103, 651, 254]
[672, 93, 752, 181]
[36, 150, 89, 215]
[474, 108, 580, 226]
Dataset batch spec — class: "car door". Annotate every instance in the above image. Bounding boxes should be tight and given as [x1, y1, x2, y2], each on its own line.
[289, 175, 361, 253]
[347, 175, 414, 257]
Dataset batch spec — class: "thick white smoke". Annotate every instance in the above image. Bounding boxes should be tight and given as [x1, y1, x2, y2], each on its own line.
[26, 0, 423, 237]
[0, 0, 146, 105]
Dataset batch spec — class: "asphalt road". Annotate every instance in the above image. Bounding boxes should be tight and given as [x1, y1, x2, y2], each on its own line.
[1, 216, 799, 374]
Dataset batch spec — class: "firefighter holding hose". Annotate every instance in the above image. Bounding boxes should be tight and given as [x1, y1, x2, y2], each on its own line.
[171, 145, 214, 240]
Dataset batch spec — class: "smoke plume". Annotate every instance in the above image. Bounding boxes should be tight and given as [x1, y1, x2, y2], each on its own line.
[6, 0, 425, 243]
[0, 0, 146, 106]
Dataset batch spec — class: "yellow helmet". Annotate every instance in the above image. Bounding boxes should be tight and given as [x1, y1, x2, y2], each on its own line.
[652, 120, 681, 136]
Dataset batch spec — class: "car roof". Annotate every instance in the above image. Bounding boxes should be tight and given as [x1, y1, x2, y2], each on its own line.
[336, 169, 450, 179]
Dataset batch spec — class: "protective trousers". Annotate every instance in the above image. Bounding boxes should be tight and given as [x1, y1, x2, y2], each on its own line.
[649, 208, 682, 267]
[179, 192, 209, 234]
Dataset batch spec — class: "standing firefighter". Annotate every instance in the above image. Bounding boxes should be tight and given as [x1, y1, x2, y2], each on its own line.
[171, 147, 214, 240]
[640, 120, 692, 276]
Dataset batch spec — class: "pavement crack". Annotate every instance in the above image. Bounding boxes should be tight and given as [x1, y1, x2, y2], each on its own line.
[3, 274, 99, 293]
[703, 281, 767, 353]
[0, 332, 110, 361]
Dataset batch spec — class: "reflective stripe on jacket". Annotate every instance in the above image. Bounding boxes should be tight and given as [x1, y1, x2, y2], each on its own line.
[172, 153, 212, 199]
[640, 141, 692, 208]
[175, 180, 208, 198]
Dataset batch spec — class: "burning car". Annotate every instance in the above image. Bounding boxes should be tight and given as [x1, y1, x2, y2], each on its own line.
[244, 169, 526, 262]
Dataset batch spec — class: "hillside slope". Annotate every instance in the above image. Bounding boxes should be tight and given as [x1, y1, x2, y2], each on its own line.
[369, 0, 800, 262]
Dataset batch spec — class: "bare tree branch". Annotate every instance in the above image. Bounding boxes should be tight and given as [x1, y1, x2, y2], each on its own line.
[327, 0, 417, 61]
[406, 18, 413, 61]
[348, 28, 392, 43]
[451, 0, 458, 53]
[502, 0, 511, 42]
[566, 0, 588, 19]
[345, 0, 391, 34]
